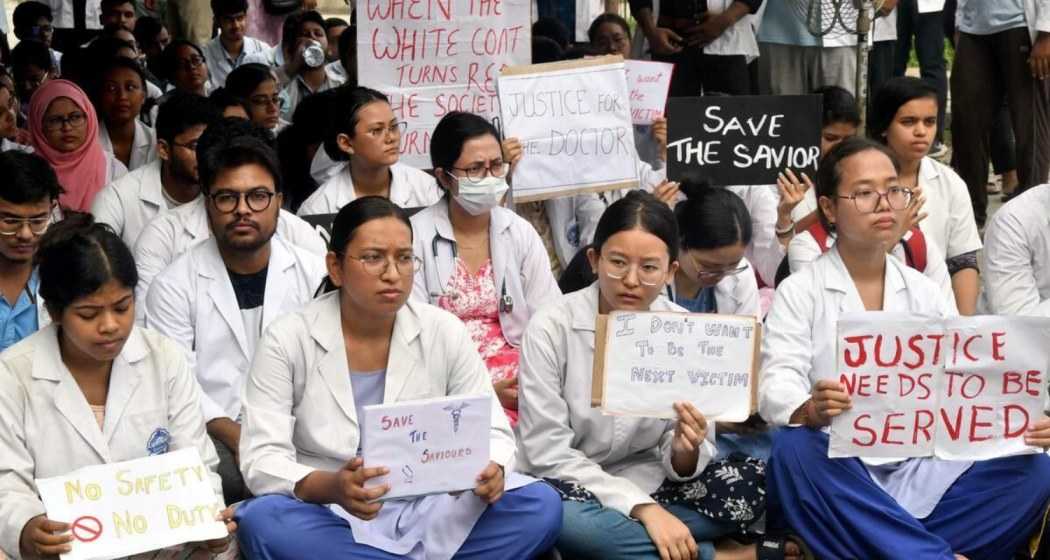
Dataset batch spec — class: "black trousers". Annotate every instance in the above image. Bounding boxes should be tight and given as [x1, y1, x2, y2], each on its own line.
[654, 49, 751, 97]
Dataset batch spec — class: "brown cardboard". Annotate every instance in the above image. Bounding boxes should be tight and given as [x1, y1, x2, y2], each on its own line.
[591, 314, 609, 408]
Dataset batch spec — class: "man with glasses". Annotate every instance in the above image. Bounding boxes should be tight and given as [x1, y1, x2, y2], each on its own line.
[12, 2, 63, 72]
[92, 92, 220, 247]
[202, 0, 271, 88]
[9, 40, 55, 117]
[145, 118, 326, 504]
[0, 152, 60, 352]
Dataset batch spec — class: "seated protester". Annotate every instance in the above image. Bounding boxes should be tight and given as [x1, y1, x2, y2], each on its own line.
[29, 79, 127, 211]
[202, 0, 271, 89]
[145, 123, 327, 504]
[980, 183, 1050, 316]
[0, 152, 61, 352]
[0, 213, 238, 560]
[298, 87, 441, 216]
[157, 40, 211, 97]
[92, 57, 158, 171]
[411, 112, 559, 426]
[210, 87, 250, 119]
[11, 40, 57, 117]
[132, 119, 325, 314]
[225, 63, 287, 133]
[12, 0, 63, 71]
[870, 77, 982, 314]
[276, 11, 346, 122]
[234, 196, 562, 559]
[518, 190, 800, 560]
[334, 23, 357, 86]
[133, 15, 170, 81]
[759, 136, 1050, 559]
[87, 28, 164, 101]
[97, 0, 136, 34]
[277, 88, 341, 212]
[324, 17, 348, 62]
[92, 92, 221, 247]
[1, 81, 33, 154]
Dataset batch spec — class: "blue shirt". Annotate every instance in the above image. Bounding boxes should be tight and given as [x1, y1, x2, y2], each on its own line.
[351, 369, 387, 455]
[676, 286, 719, 314]
[959, 0, 1027, 35]
[0, 270, 40, 353]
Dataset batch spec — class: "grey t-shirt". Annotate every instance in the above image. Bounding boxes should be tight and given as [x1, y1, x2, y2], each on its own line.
[959, 0, 1026, 35]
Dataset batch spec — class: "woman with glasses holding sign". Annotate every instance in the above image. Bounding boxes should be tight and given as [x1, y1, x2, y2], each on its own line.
[28, 79, 127, 212]
[235, 196, 561, 559]
[297, 86, 442, 217]
[759, 137, 1050, 559]
[410, 111, 559, 427]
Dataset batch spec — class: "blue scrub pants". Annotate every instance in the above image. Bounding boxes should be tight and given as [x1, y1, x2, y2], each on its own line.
[767, 427, 1050, 560]
[235, 481, 562, 559]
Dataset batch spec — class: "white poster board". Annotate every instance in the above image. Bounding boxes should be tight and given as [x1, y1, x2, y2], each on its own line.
[361, 394, 491, 500]
[829, 313, 1050, 460]
[592, 311, 759, 421]
[625, 60, 673, 125]
[498, 56, 640, 202]
[35, 448, 226, 560]
[358, 0, 531, 168]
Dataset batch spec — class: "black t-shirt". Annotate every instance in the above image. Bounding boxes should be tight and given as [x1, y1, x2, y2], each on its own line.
[227, 267, 268, 310]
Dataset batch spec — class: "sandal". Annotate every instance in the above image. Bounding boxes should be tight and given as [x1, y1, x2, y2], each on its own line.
[756, 533, 815, 560]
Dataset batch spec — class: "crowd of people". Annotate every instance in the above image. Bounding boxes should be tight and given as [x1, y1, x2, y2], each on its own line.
[0, 0, 1049, 559]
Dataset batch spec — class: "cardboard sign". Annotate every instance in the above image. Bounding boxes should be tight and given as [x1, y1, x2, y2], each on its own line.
[361, 394, 491, 500]
[829, 313, 1050, 460]
[34, 448, 226, 560]
[591, 311, 760, 421]
[498, 56, 640, 202]
[667, 95, 822, 186]
[625, 60, 673, 125]
[358, 0, 530, 168]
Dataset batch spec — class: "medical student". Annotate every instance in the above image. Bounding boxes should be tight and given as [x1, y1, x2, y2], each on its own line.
[93, 57, 158, 171]
[201, 0, 271, 89]
[277, 11, 346, 122]
[92, 92, 221, 247]
[519, 190, 801, 560]
[234, 196, 562, 559]
[759, 137, 1050, 559]
[980, 182, 1050, 316]
[132, 118, 325, 310]
[225, 63, 287, 133]
[869, 76, 982, 315]
[144, 122, 327, 504]
[298, 87, 441, 216]
[0, 212, 237, 560]
[411, 112, 559, 426]
[0, 152, 61, 352]
[159, 40, 211, 97]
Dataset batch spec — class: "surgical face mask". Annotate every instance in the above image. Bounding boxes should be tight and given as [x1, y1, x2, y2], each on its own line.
[452, 174, 509, 215]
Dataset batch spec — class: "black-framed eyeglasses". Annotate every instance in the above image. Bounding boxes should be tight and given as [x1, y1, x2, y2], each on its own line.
[837, 186, 913, 214]
[208, 188, 276, 214]
[345, 252, 422, 276]
[449, 161, 510, 184]
[42, 111, 87, 131]
[177, 55, 205, 70]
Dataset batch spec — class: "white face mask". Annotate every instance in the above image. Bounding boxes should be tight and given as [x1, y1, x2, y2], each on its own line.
[451, 174, 509, 215]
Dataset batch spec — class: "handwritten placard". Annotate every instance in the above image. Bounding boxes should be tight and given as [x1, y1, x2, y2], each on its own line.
[592, 311, 760, 421]
[625, 60, 673, 125]
[34, 448, 226, 560]
[829, 313, 1050, 460]
[667, 95, 822, 186]
[361, 394, 491, 500]
[498, 56, 640, 202]
[358, 0, 530, 168]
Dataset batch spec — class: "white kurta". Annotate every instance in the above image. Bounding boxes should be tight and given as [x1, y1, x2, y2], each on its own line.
[297, 162, 442, 216]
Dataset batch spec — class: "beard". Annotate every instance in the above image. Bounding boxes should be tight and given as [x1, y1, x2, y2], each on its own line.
[213, 217, 278, 254]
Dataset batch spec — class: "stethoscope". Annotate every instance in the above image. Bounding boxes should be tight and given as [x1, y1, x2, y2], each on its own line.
[431, 233, 514, 314]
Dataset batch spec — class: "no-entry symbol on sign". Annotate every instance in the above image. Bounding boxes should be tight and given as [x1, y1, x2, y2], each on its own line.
[71, 515, 103, 542]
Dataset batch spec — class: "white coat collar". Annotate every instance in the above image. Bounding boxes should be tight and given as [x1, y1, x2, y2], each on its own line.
[98, 119, 155, 167]
[136, 159, 166, 209]
[919, 157, 941, 182]
[179, 196, 209, 240]
[428, 195, 514, 244]
[823, 245, 908, 299]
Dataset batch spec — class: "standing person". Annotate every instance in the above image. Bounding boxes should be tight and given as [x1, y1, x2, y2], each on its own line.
[0, 212, 238, 560]
[166, 0, 213, 47]
[145, 121, 326, 504]
[97, 0, 136, 33]
[276, 11, 345, 121]
[29, 79, 127, 212]
[44, 0, 101, 53]
[412, 112, 559, 426]
[894, 0, 949, 157]
[759, 136, 1050, 560]
[225, 63, 286, 133]
[298, 87, 440, 216]
[12, 1, 63, 71]
[233, 196, 562, 559]
[93, 57, 158, 171]
[951, 0, 1050, 226]
[92, 92, 221, 247]
[756, 0, 857, 95]
[0, 152, 61, 352]
[870, 77, 982, 314]
[202, 0, 271, 89]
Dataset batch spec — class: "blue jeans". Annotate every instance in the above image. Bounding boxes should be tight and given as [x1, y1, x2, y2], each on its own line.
[558, 500, 738, 560]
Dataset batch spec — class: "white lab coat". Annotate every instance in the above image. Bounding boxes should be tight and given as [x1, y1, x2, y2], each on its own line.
[631, 0, 767, 60]
[914, 157, 983, 261]
[725, 184, 783, 288]
[145, 236, 327, 424]
[517, 283, 716, 517]
[132, 196, 327, 311]
[0, 325, 222, 559]
[240, 292, 519, 557]
[297, 162, 442, 216]
[666, 258, 761, 318]
[91, 160, 182, 248]
[98, 120, 159, 172]
[980, 184, 1050, 316]
[788, 227, 958, 314]
[411, 197, 560, 348]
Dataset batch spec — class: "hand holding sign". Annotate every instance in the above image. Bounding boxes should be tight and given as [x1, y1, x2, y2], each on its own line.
[473, 462, 505, 504]
[335, 457, 390, 521]
[20, 515, 72, 558]
[1025, 416, 1050, 449]
[810, 379, 853, 427]
[671, 402, 709, 475]
[195, 506, 237, 555]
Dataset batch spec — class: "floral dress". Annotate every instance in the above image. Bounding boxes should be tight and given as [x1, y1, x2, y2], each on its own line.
[437, 259, 521, 425]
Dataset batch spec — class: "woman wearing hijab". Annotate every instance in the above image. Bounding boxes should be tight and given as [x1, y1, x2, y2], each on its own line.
[29, 79, 127, 212]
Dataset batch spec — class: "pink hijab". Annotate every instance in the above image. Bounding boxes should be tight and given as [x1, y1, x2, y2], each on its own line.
[29, 79, 109, 211]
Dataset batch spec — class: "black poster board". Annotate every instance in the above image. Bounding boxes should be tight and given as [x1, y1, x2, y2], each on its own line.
[299, 206, 426, 246]
[666, 95, 822, 186]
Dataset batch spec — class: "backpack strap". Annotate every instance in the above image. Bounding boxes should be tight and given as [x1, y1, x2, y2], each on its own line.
[900, 227, 928, 273]
[805, 219, 835, 254]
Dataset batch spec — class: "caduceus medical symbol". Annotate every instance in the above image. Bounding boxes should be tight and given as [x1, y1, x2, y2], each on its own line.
[443, 402, 470, 433]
